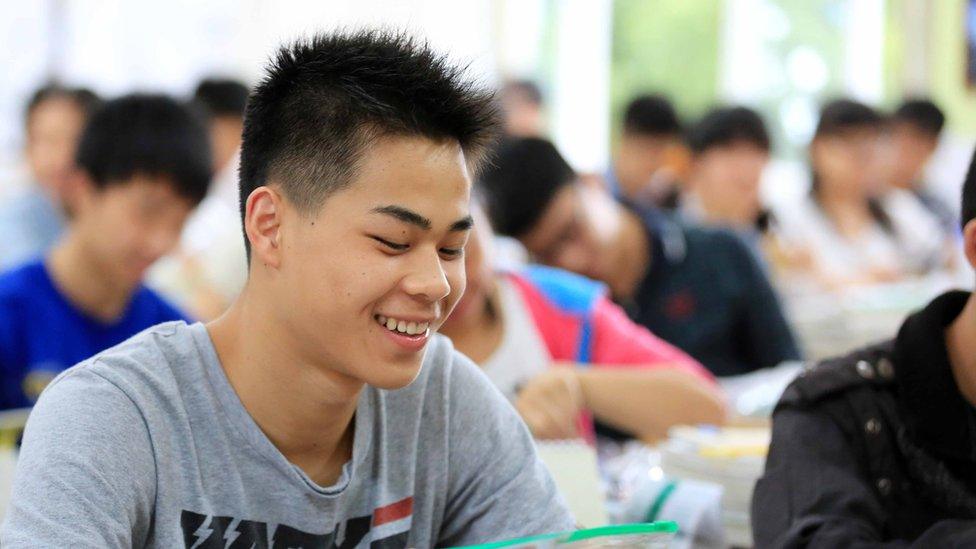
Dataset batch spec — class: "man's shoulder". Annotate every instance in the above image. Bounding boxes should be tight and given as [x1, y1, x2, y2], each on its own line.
[682, 224, 756, 265]
[0, 262, 50, 328]
[778, 340, 897, 411]
[0, 261, 46, 297]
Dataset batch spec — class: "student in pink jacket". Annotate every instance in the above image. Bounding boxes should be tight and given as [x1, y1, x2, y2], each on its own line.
[440, 204, 726, 442]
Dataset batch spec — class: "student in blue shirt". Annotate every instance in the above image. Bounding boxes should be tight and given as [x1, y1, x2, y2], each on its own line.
[480, 137, 802, 378]
[0, 94, 212, 410]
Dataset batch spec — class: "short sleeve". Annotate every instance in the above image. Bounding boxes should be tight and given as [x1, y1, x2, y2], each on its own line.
[438, 351, 575, 546]
[0, 367, 156, 548]
[589, 295, 714, 382]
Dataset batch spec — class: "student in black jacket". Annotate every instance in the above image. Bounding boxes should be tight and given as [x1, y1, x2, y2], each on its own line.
[752, 146, 976, 547]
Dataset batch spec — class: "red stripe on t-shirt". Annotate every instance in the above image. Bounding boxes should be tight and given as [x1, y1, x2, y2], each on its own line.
[372, 496, 414, 526]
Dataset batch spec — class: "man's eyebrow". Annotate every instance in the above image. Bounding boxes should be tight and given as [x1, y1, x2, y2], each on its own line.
[449, 216, 474, 232]
[371, 205, 473, 233]
[371, 205, 431, 230]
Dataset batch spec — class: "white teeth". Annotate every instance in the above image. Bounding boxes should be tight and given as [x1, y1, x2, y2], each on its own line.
[376, 315, 430, 336]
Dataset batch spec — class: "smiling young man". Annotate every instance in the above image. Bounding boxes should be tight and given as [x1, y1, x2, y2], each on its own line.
[1, 31, 573, 548]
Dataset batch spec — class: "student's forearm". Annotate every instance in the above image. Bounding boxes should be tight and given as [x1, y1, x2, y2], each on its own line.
[575, 367, 727, 440]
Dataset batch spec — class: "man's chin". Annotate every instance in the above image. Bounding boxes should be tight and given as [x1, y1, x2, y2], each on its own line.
[364, 361, 424, 391]
[366, 367, 420, 391]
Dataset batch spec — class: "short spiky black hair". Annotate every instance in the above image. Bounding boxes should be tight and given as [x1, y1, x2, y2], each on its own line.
[75, 94, 212, 205]
[687, 106, 770, 154]
[478, 137, 575, 237]
[238, 29, 499, 255]
[893, 98, 945, 138]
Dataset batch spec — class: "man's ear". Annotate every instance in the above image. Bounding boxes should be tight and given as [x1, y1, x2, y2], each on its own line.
[244, 186, 285, 270]
[962, 219, 976, 273]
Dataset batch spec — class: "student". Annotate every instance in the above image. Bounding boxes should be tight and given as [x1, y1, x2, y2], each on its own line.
[479, 137, 801, 378]
[774, 99, 946, 288]
[1, 31, 573, 547]
[885, 98, 953, 231]
[0, 94, 210, 411]
[439, 201, 726, 441]
[880, 99, 958, 265]
[150, 78, 251, 319]
[606, 94, 686, 208]
[499, 79, 546, 138]
[681, 106, 771, 241]
[752, 146, 976, 547]
[194, 78, 249, 177]
[0, 85, 100, 269]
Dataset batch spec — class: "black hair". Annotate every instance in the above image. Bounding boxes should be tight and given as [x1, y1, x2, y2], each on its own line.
[75, 93, 212, 205]
[194, 78, 250, 118]
[893, 98, 945, 138]
[687, 106, 770, 154]
[813, 98, 884, 139]
[24, 83, 101, 127]
[501, 80, 544, 106]
[961, 146, 976, 230]
[622, 94, 682, 137]
[478, 137, 575, 237]
[239, 29, 499, 257]
[810, 99, 892, 233]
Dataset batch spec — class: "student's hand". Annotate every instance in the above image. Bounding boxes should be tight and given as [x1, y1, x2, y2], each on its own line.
[514, 368, 584, 440]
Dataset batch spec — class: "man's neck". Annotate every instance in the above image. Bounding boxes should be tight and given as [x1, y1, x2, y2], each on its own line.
[606, 209, 651, 301]
[206, 292, 361, 486]
[46, 234, 135, 322]
[946, 294, 976, 408]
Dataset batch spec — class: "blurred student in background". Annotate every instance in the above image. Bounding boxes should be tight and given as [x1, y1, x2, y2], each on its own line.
[0, 94, 211, 410]
[440, 200, 726, 441]
[680, 106, 771, 249]
[606, 95, 687, 209]
[480, 137, 801, 378]
[499, 79, 546, 138]
[149, 78, 250, 320]
[0, 85, 100, 269]
[881, 98, 957, 240]
[775, 99, 948, 289]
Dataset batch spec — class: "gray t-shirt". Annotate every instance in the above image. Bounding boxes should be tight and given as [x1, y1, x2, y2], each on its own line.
[1, 321, 573, 548]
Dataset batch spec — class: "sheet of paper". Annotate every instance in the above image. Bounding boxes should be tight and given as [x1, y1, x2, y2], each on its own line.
[535, 439, 608, 527]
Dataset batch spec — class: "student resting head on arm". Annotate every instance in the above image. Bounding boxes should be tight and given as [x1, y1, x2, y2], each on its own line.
[439, 199, 727, 442]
